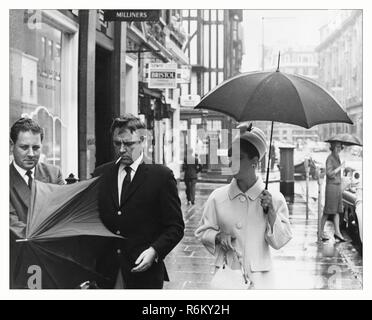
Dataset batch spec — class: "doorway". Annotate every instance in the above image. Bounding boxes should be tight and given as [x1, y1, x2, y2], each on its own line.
[95, 46, 113, 167]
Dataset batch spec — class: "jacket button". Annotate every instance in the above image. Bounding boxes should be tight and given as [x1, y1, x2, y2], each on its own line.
[236, 222, 243, 229]
[116, 230, 121, 235]
[117, 249, 121, 254]
[117, 211, 122, 216]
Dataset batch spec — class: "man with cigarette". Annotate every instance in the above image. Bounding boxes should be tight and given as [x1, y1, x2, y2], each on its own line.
[93, 114, 184, 289]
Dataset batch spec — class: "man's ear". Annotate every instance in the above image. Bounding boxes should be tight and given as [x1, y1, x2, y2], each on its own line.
[10, 138, 14, 153]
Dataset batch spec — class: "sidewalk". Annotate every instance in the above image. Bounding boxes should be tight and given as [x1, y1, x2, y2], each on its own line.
[164, 181, 362, 290]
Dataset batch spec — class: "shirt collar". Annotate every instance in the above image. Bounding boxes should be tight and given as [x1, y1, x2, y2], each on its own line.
[228, 176, 265, 201]
[12, 161, 35, 178]
[117, 152, 144, 174]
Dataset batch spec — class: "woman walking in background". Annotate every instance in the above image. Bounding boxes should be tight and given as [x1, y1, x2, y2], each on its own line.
[320, 141, 346, 242]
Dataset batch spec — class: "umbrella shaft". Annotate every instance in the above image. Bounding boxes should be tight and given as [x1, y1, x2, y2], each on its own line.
[265, 121, 274, 190]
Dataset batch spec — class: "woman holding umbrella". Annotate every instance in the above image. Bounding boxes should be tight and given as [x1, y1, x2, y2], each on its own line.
[195, 125, 292, 289]
[319, 141, 346, 242]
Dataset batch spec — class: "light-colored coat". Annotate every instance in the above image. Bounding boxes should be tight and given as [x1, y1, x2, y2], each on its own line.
[195, 177, 292, 288]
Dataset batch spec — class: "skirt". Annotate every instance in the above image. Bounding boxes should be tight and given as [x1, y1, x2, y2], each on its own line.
[324, 183, 343, 214]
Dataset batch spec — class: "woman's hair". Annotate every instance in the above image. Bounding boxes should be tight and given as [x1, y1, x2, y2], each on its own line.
[228, 139, 259, 159]
[329, 141, 344, 151]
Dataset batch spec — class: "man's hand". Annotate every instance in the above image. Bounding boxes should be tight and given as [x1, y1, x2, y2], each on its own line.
[131, 247, 157, 273]
[216, 232, 235, 252]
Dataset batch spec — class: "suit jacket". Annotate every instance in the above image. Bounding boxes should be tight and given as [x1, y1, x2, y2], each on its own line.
[10, 162, 64, 225]
[93, 159, 185, 289]
[182, 155, 202, 180]
[9, 161, 64, 288]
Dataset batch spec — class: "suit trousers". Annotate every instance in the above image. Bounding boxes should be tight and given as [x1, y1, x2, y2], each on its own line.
[185, 179, 197, 204]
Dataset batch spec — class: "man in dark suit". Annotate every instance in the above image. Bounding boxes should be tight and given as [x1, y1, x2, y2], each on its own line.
[93, 114, 184, 289]
[182, 147, 202, 206]
[9, 117, 64, 287]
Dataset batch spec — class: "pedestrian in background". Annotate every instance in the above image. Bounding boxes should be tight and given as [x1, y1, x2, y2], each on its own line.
[320, 141, 346, 242]
[182, 147, 202, 206]
[195, 125, 292, 289]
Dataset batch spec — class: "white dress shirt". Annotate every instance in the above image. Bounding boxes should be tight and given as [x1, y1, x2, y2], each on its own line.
[116, 153, 143, 203]
[12, 161, 35, 185]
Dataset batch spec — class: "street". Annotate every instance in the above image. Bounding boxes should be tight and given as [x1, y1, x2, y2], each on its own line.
[164, 180, 362, 290]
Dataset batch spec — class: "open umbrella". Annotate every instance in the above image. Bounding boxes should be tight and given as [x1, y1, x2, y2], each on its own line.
[325, 133, 362, 146]
[10, 178, 122, 289]
[195, 54, 353, 189]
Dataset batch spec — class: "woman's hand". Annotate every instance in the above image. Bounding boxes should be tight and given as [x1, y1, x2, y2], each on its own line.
[260, 190, 277, 229]
[216, 232, 235, 252]
[260, 190, 274, 214]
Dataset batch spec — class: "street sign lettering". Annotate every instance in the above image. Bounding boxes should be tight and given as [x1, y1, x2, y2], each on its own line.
[149, 63, 177, 89]
[104, 10, 160, 22]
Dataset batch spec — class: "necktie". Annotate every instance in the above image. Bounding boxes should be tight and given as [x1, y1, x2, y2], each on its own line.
[120, 166, 132, 206]
[26, 170, 33, 189]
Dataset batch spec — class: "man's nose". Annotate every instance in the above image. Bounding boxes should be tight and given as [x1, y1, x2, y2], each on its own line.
[120, 144, 128, 153]
[27, 147, 34, 157]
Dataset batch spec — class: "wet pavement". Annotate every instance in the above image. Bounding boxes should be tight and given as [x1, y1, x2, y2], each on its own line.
[164, 181, 363, 290]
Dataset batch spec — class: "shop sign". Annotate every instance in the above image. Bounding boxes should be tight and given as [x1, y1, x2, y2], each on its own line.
[104, 10, 160, 22]
[148, 63, 177, 89]
[180, 95, 201, 107]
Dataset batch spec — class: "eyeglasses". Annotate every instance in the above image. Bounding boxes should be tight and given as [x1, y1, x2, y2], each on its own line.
[113, 140, 141, 149]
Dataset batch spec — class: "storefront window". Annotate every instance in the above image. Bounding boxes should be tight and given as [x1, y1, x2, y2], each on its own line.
[10, 10, 63, 167]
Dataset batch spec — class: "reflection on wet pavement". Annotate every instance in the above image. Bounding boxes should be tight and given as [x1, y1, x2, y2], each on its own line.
[164, 182, 362, 290]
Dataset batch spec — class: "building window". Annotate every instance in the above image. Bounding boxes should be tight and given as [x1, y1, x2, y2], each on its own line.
[204, 72, 209, 94]
[41, 36, 46, 59]
[203, 10, 209, 21]
[190, 10, 197, 17]
[10, 10, 78, 174]
[30, 80, 34, 97]
[218, 25, 224, 68]
[218, 10, 224, 21]
[211, 10, 217, 21]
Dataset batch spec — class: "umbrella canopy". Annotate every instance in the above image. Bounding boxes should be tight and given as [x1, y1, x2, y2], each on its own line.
[10, 178, 122, 289]
[325, 133, 362, 146]
[195, 71, 353, 128]
[195, 67, 353, 190]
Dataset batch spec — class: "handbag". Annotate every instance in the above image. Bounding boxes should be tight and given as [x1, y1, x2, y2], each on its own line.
[210, 250, 253, 290]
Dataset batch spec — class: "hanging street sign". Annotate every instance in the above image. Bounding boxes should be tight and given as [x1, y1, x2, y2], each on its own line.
[180, 95, 201, 107]
[148, 63, 178, 89]
[104, 10, 161, 22]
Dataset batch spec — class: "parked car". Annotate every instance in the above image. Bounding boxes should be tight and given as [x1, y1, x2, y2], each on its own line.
[341, 167, 362, 247]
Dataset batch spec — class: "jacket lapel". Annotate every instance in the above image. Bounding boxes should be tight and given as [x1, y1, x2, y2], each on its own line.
[9, 164, 31, 221]
[109, 162, 120, 208]
[34, 163, 48, 183]
[121, 163, 149, 206]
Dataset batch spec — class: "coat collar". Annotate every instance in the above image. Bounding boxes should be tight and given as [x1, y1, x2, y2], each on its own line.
[228, 176, 265, 201]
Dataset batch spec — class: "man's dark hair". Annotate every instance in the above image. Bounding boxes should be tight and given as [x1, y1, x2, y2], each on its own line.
[228, 139, 259, 160]
[10, 117, 44, 144]
[110, 114, 146, 136]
